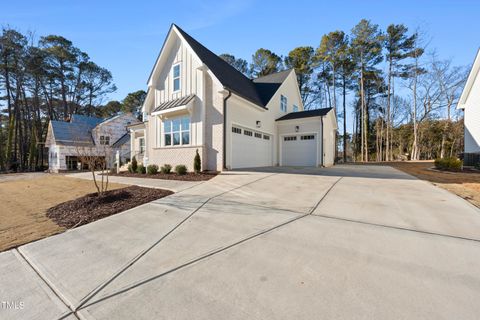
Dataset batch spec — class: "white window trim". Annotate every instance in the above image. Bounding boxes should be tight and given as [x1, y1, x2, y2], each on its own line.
[162, 115, 191, 148]
[172, 62, 181, 93]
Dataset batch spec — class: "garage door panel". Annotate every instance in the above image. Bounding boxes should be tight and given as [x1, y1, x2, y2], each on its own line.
[282, 134, 317, 167]
[231, 126, 272, 169]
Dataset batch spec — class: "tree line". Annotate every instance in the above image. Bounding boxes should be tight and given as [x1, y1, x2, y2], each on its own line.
[220, 19, 468, 162]
[0, 27, 145, 171]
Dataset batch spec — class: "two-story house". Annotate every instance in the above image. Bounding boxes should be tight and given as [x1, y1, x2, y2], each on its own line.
[132, 24, 337, 171]
[45, 113, 140, 172]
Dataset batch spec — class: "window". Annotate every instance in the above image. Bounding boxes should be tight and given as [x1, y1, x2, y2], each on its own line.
[173, 64, 181, 92]
[244, 130, 252, 136]
[280, 95, 287, 112]
[293, 105, 299, 112]
[100, 136, 110, 145]
[263, 135, 270, 140]
[163, 116, 190, 146]
[284, 136, 297, 141]
[301, 135, 315, 140]
[254, 132, 262, 139]
[232, 127, 242, 134]
[139, 138, 145, 153]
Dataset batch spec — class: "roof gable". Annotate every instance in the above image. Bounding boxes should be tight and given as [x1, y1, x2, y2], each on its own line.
[458, 48, 480, 110]
[147, 24, 298, 109]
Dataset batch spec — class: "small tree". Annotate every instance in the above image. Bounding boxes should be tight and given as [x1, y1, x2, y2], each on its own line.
[194, 149, 201, 174]
[131, 156, 138, 172]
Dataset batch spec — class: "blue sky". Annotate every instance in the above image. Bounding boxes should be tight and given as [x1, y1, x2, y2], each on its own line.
[3, 0, 479, 103]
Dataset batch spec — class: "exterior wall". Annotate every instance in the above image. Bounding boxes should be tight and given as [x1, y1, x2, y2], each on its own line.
[322, 111, 337, 167]
[92, 114, 137, 147]
[277, 117, 323, 166]
[464, 78, 480, 153]
[143, 33, 224, 171]
[226, 71, 304, 168]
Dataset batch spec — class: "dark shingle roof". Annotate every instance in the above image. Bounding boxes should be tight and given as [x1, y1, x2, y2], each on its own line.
[153, 94, 195, 112]
[276, 108, 333, 121]
[111, 133, 130, 148]
[174, 24, 290, 108]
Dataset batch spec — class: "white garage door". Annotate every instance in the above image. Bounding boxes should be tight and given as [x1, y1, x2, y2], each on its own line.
[281, 134, 317, 166]
[231, 126, 272, 168]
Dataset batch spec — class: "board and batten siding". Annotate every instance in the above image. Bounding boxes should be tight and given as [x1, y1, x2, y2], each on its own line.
[154, 39, 202, 105]
[464, 77, 480, 153]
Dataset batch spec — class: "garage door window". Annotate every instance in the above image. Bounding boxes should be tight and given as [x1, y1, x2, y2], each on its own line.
[301, 135, 315, 140]
[244, 130, 253, 136]
[284, 136, 297, 141]
[263, 135, 270, 140]
[254, 132, 262, 138]
[232, 127, 242, 134]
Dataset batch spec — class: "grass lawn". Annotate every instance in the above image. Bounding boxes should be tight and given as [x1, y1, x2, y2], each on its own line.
[0, 174, 127, 252]
[384, 161, 480, 208]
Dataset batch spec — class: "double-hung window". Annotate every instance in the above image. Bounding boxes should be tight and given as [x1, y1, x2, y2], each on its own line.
[280, 95, 287, 112]
[173, 64, 181, 92]
[100, 136, 110, 145]
[164, 116, 190, 146]
[293, 105, 298, 112]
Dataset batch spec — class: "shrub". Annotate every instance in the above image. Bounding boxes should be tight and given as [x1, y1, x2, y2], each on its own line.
[175, 164, 187, 175]
[194, 149, 201, 174]
[160, 164, 172, 174]
[127, 164, 133, 173]
[136, 164, 146, 174]
[147, 164, 159, 175]
[131, 156, 138, 172]
[434, 157, 462, 171]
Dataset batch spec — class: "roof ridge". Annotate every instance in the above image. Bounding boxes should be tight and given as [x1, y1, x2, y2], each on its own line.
[253, 68, 293, 81]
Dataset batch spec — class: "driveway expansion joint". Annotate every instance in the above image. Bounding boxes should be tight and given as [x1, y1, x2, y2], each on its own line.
[77, 176, 344, 311]
[74, 172, 280, 311]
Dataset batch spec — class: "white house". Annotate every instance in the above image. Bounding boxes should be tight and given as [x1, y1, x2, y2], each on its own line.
[458, 48, 480, 165]
[134, 24, 337, 171]
[45, 113, 140, 172]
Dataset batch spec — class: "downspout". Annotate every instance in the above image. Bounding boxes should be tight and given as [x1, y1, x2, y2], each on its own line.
[320, 115, 324, 167]
[222, 89, 232, 170]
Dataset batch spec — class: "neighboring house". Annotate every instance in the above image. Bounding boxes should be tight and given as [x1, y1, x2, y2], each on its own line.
[134, 24, 337, 171]
[45, 113, 140, 172]
[458, 48, 480, 165]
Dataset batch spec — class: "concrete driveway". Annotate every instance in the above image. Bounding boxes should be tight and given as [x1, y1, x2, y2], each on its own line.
[1, 165, 480, 319]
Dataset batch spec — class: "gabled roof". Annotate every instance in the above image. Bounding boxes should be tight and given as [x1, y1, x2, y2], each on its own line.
[276, 108, 333, 121]
[153, 94, 195, 113]
[50, 120, 96, 145]
[458, 48, 480, 110]
[71, 114, 104, 127]
[154, 24, 294, 109]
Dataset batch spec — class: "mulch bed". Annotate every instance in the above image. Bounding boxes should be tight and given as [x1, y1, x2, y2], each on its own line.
[110, 171, 219, 181]
[47, 186, 173, 229]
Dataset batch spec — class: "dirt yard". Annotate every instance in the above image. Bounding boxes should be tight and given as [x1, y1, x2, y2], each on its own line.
[0, 174, 127, 252]
[383, 161, 480, 208]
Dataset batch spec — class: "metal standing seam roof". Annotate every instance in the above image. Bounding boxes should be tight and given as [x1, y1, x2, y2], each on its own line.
[153, 94, 196, 112]
[275, 108, 333, 121]
[173, 24, 292, 109]
[50, 114, 104, 145]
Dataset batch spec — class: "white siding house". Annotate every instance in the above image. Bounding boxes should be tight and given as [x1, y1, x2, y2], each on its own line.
[45, 113, 140, 172]
[458, 49, 480, 165]
[138, 24, 337, 171]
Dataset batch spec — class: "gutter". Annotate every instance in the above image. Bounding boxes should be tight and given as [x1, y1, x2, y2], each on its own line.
[320, 115, 324, 167]
[223, 89, 232, 170]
